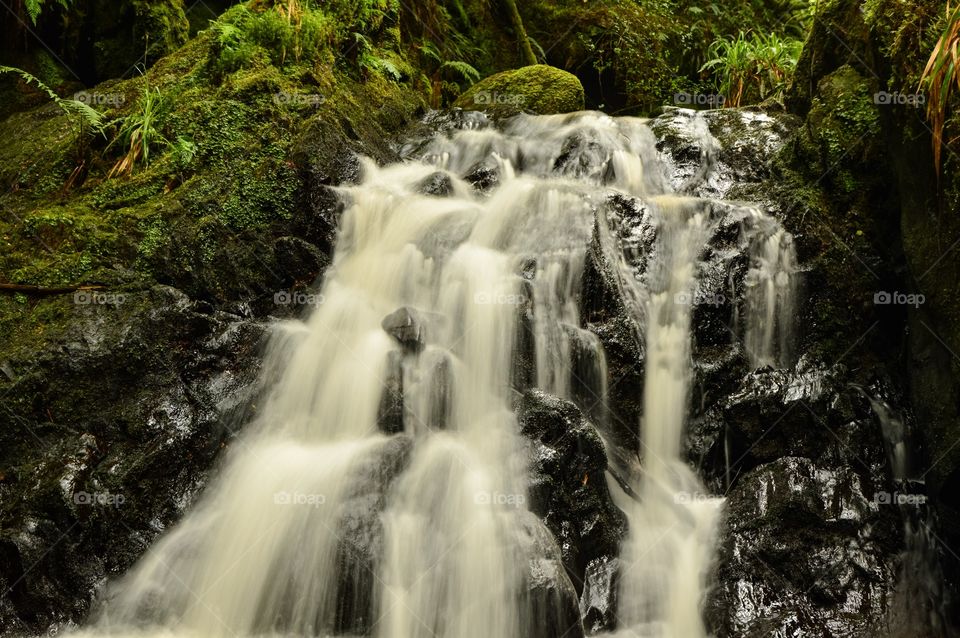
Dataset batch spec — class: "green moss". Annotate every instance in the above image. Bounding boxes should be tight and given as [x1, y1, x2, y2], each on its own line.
[796, 65, 881, 196]
[455, 64, 585, 114]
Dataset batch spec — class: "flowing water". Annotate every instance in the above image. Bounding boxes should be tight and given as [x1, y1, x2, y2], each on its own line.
[72, 110, 797, 638]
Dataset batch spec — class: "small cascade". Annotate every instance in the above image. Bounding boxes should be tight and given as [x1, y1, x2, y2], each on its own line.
[611, 196, 725, 638]
[861, 392, 953, 637]
[69, 110, 801, 638]
[740, 210, 799, 369]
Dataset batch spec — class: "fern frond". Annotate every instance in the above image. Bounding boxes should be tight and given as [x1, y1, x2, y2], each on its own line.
[440, 60, 480, 84]
[0, 65, 105, 132]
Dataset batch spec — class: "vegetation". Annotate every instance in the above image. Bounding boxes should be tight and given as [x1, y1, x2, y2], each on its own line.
[919, 2, 960, 174]
[701, 31, 803, 107]
[107, 81, 167, 178]
[23, 0, 71, 24]
[0, 66, 104, 134]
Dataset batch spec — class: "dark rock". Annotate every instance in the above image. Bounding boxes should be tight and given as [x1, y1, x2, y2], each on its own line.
[518, 390, 627, 592]
[0, 286, 267, 633]
[707, 456, 900, 638]
[515, 511, 585, 638]
[554, 133, 609, 182]
[272, 236, 329, 286]
[417, 171, 454, 197]
[377, 350, 404, 435]
[334, 436, 413, 634]
[465, 161, 500, 192]
[381, 307, 427, 353]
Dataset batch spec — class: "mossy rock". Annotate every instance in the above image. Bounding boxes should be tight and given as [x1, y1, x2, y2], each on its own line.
[454, 65, 584, 115]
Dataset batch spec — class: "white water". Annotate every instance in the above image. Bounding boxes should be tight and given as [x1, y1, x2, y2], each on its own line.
[70, 110, 796, 638]
[609, 195, 725, 638]
[741, 211, 798, 369]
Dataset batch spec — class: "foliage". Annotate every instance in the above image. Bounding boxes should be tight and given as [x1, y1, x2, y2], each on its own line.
[440, 60, 480, 84]
[0, 65, 104, 134]
[208, 4, 336, 74]
[107, 81, 167, 178]
[24, 0, 70, 24]
[673, 0, 814, 76]
[919, 2, 960, 175]
[701, 31, 802, 107]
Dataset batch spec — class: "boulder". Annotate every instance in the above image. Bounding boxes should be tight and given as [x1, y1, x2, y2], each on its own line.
[454, 65, 585, 115]
[381, 307, 427, 353]
[517, 390, 627, 592]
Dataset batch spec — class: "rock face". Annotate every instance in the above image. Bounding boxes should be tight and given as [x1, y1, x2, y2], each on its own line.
[515, 511, 586, 638]
[517, 390, 627, 594]
[0, 286, 267, 634]
[707, 456, 900, 638]
[333, 436, 413, 634]
[454, 65, 586, 115]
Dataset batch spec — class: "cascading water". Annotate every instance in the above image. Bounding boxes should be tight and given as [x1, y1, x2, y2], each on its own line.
[70, 109, 797, 638]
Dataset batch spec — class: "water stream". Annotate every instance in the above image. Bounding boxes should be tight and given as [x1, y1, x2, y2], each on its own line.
[72, 110, 797, 638]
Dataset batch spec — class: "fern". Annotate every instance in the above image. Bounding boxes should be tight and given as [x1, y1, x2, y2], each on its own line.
[440, 60, 480, 84]
[24, 0, 70, 25]
[365, 55, 402, 81]
[0, 65, 104, 132]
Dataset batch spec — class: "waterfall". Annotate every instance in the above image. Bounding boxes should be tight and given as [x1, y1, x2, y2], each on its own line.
[69, 110, 797, 638]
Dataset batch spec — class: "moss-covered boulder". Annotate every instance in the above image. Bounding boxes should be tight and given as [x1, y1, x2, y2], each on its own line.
[454, 65, 584, 115]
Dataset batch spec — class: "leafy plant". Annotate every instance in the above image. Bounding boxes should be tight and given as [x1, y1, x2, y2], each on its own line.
[107, 82, 167, 178]
[169, 136, 197, 171]
[440, 60, 480, 84]
[0, 65, 104, 133]
[918, 2, 960, 175]
[701, 31, 802, 107]
[701, 32, 755, 106]
[24, 0, 70, 24]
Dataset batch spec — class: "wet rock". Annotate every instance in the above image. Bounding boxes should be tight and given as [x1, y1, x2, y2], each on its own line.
[707, 456, 900, 638]
[715, 359, 887, 482]
[515, 511, 585, 638]
[554, 133, 609, 182]
[272, 236, 329, 286]
[579, 555, 620, 634]
[334, 436, 413, 634]
[518, 390, 627, 592]
[417, 171, 455, 197]
[420, 349, 453, 431]
[381, 307, 426, 353]
[377, 351, 404, 435]
[465, 161, 499, 192]
[0, 286, 266, 633]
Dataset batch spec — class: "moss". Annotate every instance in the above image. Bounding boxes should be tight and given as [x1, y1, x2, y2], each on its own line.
[455, 64, 585, 114]
[796, 65, 881, 196]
